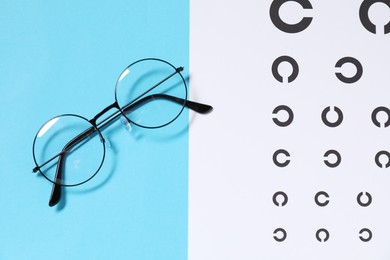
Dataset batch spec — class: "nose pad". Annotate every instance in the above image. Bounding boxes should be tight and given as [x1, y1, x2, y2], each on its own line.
[101, 135, 111, 149]
[121, 116, 132, 132]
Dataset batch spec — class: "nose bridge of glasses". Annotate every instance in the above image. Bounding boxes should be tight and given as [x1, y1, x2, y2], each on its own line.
[89, 101, 121, 127]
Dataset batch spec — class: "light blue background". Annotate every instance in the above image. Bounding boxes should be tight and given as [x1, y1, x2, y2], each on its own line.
[0, 1, 189, 259]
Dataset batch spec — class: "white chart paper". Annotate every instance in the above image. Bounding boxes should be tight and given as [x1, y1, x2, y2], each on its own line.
[189, 0, 390, 259]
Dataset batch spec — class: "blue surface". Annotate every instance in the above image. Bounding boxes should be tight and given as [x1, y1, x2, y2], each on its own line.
[0, 1, 189, 259]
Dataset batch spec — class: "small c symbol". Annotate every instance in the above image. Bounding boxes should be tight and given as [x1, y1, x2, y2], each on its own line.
[314, 191, 330, 207]
[324, 150, 342, 168]
[359, 228, 373, 242]
[357, 192, 372, 207]
[372, 106, 390, 128]
[375, 150, 390, 168]
[273, 191, 288, 207]
[316, 228, 330, 242]
[335, 57, 363, 84]
[321, 106, 343, 127]
[273, 228, 287, 242]
[273, 105, 294, 127]
[272, 56, 299, 83]
[273, 149, 291, 167]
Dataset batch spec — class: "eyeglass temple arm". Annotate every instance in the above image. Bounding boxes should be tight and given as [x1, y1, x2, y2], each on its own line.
[48, 126, 98, 207]
[49, 155, 64, 207]
[122, 94, 213, 115]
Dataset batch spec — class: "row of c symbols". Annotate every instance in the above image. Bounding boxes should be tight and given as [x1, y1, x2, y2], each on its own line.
[273, 228, 372, 242]
[273, 149, 390, 168]
[269, 0, 390, 35]
[272, 56, 363, 84]
[273, 191, 372, 207]
[272, 105, 390, 128]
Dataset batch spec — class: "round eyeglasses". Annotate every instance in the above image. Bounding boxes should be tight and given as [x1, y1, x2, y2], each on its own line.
[32, 58, 213, 206]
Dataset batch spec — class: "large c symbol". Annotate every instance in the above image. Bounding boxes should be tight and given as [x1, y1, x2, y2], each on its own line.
[360, 0, 390, 34]
[270, 0, 313, 33]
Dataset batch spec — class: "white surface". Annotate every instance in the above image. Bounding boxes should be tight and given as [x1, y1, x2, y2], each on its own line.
[189, 0, 390, 259]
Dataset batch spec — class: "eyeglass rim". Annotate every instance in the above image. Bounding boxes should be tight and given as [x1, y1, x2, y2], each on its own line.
[32, 113, 106, 187]
[114, 57, 188, 129]
[33, 58, 187, 186]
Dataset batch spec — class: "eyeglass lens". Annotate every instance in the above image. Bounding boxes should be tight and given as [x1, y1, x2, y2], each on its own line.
[115, 58, 187, 128]
[33, 115, 105, 186]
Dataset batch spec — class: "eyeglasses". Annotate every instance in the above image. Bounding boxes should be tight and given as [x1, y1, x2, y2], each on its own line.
[32, 58, 213, 207]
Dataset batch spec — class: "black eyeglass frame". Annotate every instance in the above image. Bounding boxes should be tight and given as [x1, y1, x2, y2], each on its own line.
[32, 58, 213, 206]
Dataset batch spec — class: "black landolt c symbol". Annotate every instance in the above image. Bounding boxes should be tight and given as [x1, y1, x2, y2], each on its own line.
[273, 149, 291, 167]
[372, 106, 390, 128]
[273, 191, 288, 206]
[270, 0, 313, 33]
[323, 150, 341, 168]
[273, 105, 294, 127]
[273, 228, 287, 242]
[375, 150, 390, 168]
[335, 57, 363, 84]
[357, 192, 372, 207]
[316, 228, 330, 242]
[321, 106, 343, 127]
[315, 191, 330, 207]
[360, 0, 390, 34]
[359, 228, 373, 242]
[272, 56, 299, 83]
